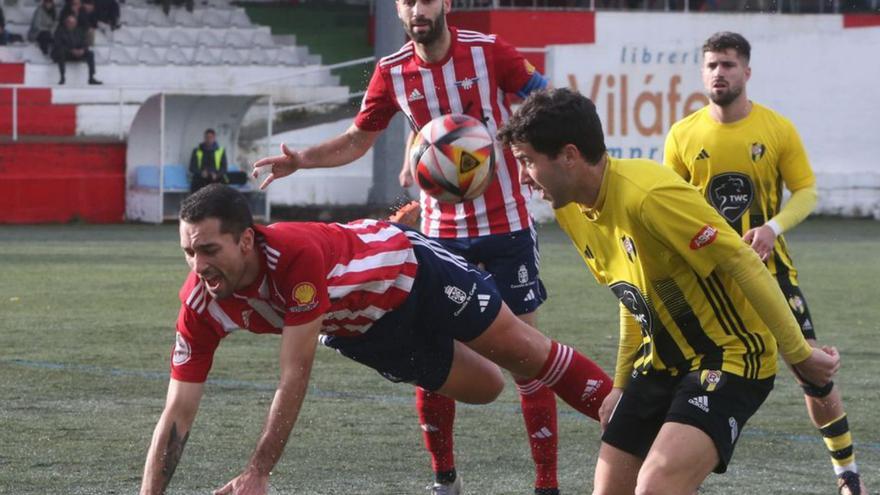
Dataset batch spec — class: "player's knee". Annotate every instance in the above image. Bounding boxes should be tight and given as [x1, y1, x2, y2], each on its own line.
[801, 380, 834, 398]
[636, 464, 698, 495]
[459, 376, 504, 405]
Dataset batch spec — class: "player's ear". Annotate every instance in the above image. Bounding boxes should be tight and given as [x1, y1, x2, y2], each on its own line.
[562, 143, 579, 167]
[239, 227, 255, 253]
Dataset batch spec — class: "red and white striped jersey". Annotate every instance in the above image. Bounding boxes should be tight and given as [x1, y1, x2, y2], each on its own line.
[171, 220, 418, 383]
[355, 27, 548, 239]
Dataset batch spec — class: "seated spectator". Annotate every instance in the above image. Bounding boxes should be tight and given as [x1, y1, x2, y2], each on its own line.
[28, 0, 58, 55]
[0, 6, 25, 45]
[59, 0, 94, 45]
[51, 14, 102, 85]
[93, 0, 120, 30]
[189, 129, 228, 193]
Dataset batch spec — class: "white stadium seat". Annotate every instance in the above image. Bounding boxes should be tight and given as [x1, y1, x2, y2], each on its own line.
[223, 29, 253, 48]
[167, 27, 197, 47]
[108, 46, 137, 65]
[195, 29, 225, 48]
[229, 9, 252, 28]
[251, 29, 274, 49]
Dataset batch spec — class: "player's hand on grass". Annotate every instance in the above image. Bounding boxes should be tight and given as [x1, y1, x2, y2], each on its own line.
[252, 143, 301, 190]
[792, 346, 840, 388]
[213, 467, 270, 495]
[743, 225, 777, 262]
[598, 387, 623, 431]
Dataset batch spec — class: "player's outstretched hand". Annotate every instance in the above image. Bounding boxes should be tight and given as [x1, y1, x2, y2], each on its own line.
[792, 346, 840, 388]
[598, 387, 623, 431]
[213, 468, 270, 495]
[399, 163, 414, 188]
[388, 200, 421, 228]
[252, 143, 301, 190]
[742, 225, 777, 262]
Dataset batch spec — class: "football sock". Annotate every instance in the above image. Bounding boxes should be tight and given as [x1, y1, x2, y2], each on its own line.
[515, 378, 559, 491]
[435, 468, 457, 484]
[415, 387, 456, 475]
[820, 414, 859, 476]
[534, 341, 612, 421]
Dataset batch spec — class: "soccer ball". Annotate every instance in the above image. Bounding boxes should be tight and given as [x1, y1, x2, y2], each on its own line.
[409, 114, 496, 203]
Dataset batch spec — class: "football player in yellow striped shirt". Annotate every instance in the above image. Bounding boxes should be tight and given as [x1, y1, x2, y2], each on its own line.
[664, 32, 866, 495]
[499, 87, 841, 495]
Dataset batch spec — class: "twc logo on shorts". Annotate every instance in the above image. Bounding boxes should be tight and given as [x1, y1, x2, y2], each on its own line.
[688, 395, 710, 413]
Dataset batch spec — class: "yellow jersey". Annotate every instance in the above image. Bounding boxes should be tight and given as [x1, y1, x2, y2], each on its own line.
[663, 103, 815, 282]
[556, 157, 784, 385]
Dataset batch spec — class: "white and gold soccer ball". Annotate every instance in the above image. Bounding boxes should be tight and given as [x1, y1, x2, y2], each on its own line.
[409, 114, 496, 204]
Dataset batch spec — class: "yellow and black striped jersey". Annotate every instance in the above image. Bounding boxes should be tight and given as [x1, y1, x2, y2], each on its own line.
[663, 103, 815, 281]
[556, 157, 784, 382]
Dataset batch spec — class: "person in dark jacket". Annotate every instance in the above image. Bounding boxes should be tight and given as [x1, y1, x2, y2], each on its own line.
[189, 129, 228, 193]
[52, 14, 101, 85]
[28, 0, 58, 55]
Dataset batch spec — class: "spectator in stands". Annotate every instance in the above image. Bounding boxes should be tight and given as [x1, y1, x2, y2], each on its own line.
[189, 129, 228, 193]
[161, 0, 193, 16]
[0, 6, 25, 45]
[52, 13, 102, 85]
[60, 0, 94, 45]
[28, 0, 58, 55]
[93, 0, 120, 30]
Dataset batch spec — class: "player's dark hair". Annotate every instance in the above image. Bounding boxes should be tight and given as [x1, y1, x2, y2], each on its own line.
[204, 128, 216, 135]
[179, 184, 253, 239]
[703, 31, 751, 63]
[498, 88, 606, 164]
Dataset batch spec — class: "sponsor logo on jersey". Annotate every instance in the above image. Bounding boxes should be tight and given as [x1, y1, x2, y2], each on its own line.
[290, 282, 319, 313]
[708, 172, 754, 223]
[172, 332, 192, 366]
[621, 235, 637, 262]
[751, 142, 766, 162]
[699, 369, 726, 392]
[688, 395, 710, 413]
[454, 76, 480, 90]
[690, 225, 718, 250]
[517, 264, 529, 285]
[610, 282, 653, 334]
[408, 88, 424, 102]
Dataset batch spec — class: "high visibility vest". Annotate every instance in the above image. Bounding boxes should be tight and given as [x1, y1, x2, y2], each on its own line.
[195, 147, 224, 171]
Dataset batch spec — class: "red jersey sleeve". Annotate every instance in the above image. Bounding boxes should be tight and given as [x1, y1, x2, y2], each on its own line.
[493, 37, 547, 99]
[354, 63, 400, 132]
[171, 304, 222, 383]
[275, 236, 332, 327]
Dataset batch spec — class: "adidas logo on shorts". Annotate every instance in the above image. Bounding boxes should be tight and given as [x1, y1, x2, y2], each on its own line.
[688, 395, 710, 413]
[477, 294, 491, 313]
[523, 289, 536, 302]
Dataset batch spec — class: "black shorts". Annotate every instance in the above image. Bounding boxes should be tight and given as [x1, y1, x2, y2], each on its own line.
[602, 370, 774, 473]
[320, 229, 503, 392]
[776, 276, 816, 340]
[434, 226, 546, 315]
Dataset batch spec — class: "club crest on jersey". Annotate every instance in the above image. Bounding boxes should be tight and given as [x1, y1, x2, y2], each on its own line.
[699, 369, 726, 392]
[454, 76, 479, 91]
[788, 295, 806, 314]
[610, 282, 653, 334]
[517, 264, 529, 285]
[708, 172, 754, 222]
[290, 282, 318, 313]
[751, 142, 766, 162]
[173, 332, 191, 366]
[690, 225, 718, 250]
[621, 235, 637, 262]
[445, 285, 468, 305]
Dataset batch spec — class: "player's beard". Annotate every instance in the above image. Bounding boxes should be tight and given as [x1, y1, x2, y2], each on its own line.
[407, 9, 446, 45]
[708, 83, 743, 107]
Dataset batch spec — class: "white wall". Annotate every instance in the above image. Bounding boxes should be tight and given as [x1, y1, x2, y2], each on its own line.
[547, 13, 880, 218]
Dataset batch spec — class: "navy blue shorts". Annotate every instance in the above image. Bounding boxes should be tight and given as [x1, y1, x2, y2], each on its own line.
[433, 226, 546, 315]
[321, 229, 504, 391]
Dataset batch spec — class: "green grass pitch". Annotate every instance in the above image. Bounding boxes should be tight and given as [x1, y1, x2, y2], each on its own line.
[0, 219, 877, 494]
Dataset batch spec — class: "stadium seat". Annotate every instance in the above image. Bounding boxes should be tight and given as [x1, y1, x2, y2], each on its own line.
[251, 29, 275, 49]
[223, 29, 254, 49]
[140, 28, 169, 47]
[201, 10, 231, 28]
[167, 28, 197, 47]
[134, 165, 190, 191]
[108, 46, 138, 65]
[195, 29, 225, 48]
[136, 46, 164, 65]
[144, 8, 172, 27]
[110, 27, 142, 46]
[163, 46, 193, 65]
[169, 9, 199, 28]
[229, 9, 253, 28]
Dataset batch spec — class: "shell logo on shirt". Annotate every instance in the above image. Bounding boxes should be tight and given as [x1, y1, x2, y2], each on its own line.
[290, 282, 319, 313]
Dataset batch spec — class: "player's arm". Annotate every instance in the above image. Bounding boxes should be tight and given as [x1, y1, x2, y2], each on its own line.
[140, 379, 205, 495]
[251, 125, 382, 190]
[744, 121, 817, 258]
[400, 130, 416, 187]
[600, 305, 642, 429]
[661, 126, 691, 181]
[716, 247, 838, 385]
[213, 317, 322, 495]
